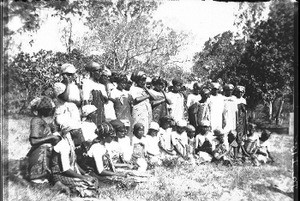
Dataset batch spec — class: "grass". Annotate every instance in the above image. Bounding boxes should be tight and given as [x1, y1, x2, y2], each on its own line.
[3, 115, 295, 201]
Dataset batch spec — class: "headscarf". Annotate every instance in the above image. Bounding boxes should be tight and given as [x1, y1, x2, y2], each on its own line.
[96, 122, 116, 138]
[223, 84, 234, 91]
[85, 61, 101, 72]
[29, 96, 55, 112]
[109, 119, 125, 132]
[101, 67, 112, 76]
[133, 123, 144, 132]
[236, 85, 245, 92]
[61, 63, 76, 74]
[172, 78, 183, 86]
[53, 82, 66, 97]
[81, 105, 97, 117]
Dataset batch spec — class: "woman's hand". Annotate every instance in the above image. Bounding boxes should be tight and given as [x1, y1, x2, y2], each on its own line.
[51, 135, 61, 146]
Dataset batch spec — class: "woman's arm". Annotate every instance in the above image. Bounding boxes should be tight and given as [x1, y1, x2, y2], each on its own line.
[30, 135, 61, 147]
[133, 94, 150, 105]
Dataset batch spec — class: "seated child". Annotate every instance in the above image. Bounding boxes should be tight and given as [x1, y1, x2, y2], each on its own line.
[195, 124, 214, 162]
[242, 123, 260, 166]
[158, 116, 176, 156]
[256, 129, 274, 164]
[105, 119, 132, 168]
[131, 123, 148, 171]
[81, 105, 98, 142]
[171, 120, 188, 158]
[119, 119, 133, 162]
[145, 122, 162, 165]
[211, 129, 232, 166]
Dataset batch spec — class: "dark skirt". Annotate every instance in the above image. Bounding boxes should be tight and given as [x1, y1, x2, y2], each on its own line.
[152, 102, 168, 123]
[26, 145, 52, 181]
[236, 103, 247, 144]
[91, 90, 106, 126]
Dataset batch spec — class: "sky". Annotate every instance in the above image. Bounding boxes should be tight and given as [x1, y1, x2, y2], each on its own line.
[8, 0, 246, 69]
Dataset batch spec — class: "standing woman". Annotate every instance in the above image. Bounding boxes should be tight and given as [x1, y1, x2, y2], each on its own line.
[82, 62, 107, 125]
[150, 77, 171, 123]
[130, 71, 155, 135]
[26, 96, 61, 183]
[110, 73, 133, 131]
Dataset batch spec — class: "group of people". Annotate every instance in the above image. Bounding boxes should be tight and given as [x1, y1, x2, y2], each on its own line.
[25, 62, 274, 197]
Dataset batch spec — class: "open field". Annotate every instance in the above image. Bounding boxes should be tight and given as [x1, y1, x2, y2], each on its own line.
[3, 116, 295, 201]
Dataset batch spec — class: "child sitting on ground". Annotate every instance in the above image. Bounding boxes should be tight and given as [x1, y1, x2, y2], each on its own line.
[131, 123, 148, 171]
[211, 129, 232, 166]
[171, 120, 188, 158]
[241, 123, 260, 166]
[145, 122, 162, 166]
[195, 123, 214, 163]
[256, 129, 275, 164]
[158, 116, 176, 157]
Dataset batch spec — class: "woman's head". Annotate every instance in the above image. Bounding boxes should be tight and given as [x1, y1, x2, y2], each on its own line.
[200, 88, 210, 100]
[260, 129, 271, 142]
[223, 84, 234, 97]
[234, 85, 245, 98]
[133, 123, 145, 139]
[81, 105, 97, 120]
[176, 120, 187, 134]
[29, 96, 55, 117]
[172, 78, 183, 93]
[148, 122, 159, 137]
[152, 77, 165, 92]
[213, 129, 224, 143]
[96, 122, 116, 143]
[120, 119, 131, 136]
[159, 116, 173, 129]
[186, 124, 196, 138]
[193, 82, 201, 95]
[110, 119, 126, 139]
[116, 74, 128, 91]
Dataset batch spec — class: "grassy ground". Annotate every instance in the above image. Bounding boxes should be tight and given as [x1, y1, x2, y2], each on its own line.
[3, 116, 295, 201]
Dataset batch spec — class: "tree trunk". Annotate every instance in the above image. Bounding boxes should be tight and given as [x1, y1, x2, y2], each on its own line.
[268, 100, 273, 121]
[275, 98, 284, 125]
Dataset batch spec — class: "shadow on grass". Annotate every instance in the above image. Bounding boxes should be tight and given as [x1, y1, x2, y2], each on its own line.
[252, 184, 294, 199]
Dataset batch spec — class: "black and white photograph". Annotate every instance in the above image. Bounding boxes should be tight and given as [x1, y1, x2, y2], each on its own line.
[1, 0, 297, 200]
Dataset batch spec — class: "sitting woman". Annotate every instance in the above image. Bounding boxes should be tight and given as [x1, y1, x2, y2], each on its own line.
[26, 96, 61, 184]
[50, 122, 98, 197]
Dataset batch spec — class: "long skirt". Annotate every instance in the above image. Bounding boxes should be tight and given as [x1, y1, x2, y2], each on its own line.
[26, 144, 52, 181]
[52, 173, 99, 197]
[152, 102, 168, 123]
[132, 102, 152, 134]
[91, 90, 106, 126]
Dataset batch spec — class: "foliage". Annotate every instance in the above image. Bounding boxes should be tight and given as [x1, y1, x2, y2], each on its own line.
[4, 50, 103, 114]
[76, 0, 188, 74]
[192, 0, 295, 113]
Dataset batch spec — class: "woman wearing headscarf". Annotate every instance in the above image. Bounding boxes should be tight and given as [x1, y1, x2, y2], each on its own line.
[129, 71, 155, 134]
[81, 62, 107, 125]
[150, 77, 171, 123]
[53, 82, 81, 127]
[56, 63, 81, 107]
[26, 96, 61, 184]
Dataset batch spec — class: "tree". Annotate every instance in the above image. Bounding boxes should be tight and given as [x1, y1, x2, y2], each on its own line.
[240, 0, 295, 123]
[192, 0, 295, 124]
[75, 0, 188, 74]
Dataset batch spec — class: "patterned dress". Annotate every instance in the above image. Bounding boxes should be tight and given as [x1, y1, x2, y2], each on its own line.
[150, 89, 168, 123]
[26, 117, 53, 181]
[130, 86, 152, 134]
